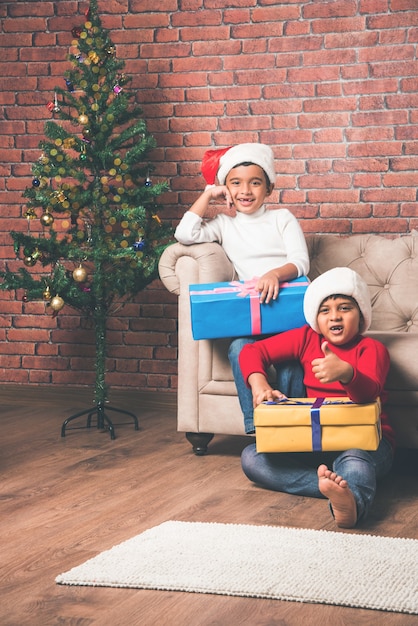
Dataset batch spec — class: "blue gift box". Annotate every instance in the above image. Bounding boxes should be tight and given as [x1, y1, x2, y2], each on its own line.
[189, 276, 309, 340]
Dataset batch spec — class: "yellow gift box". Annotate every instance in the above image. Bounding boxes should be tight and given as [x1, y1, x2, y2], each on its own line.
[254, 397, 381, 453]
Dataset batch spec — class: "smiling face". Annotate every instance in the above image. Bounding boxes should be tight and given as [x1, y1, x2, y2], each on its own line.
[225, 164, 273, 214]
[316, 295, 362, 346]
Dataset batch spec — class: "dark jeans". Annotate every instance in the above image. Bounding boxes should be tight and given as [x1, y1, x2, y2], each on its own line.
[241, 438, 393, 523]
[228, 336, 305, 434]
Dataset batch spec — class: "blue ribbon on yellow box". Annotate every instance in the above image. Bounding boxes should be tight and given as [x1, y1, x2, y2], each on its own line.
[254, 397, 382, 453]
[189, 276, 309, 340]
[310, 397, 325, 451]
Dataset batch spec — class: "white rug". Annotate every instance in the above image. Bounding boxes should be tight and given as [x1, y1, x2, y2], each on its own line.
[56, 520, 418, 614]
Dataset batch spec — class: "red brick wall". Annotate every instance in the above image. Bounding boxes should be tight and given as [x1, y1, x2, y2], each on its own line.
[1, 0, 417, 394]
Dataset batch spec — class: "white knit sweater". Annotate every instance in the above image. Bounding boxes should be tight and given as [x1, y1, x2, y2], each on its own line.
[174, 206, 310, 280]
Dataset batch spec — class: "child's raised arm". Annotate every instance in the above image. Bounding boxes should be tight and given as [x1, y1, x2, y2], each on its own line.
[189, 186, 233, 217]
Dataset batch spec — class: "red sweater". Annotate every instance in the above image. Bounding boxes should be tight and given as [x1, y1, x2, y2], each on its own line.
[239, 325, 395, 450]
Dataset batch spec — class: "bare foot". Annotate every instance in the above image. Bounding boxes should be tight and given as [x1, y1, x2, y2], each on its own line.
[317, 464, 357, 528]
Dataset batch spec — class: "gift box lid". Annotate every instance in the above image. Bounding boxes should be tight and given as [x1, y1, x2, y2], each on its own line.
[189, 276, 309, 301]
[189, 276, 309, 340]
[254, 397, 381, 427]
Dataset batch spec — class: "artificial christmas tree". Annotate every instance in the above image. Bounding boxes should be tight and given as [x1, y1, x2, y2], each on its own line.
[0, 0, 173, 438]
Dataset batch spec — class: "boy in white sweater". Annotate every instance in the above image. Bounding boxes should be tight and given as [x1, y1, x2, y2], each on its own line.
[175, 143, 310, 433]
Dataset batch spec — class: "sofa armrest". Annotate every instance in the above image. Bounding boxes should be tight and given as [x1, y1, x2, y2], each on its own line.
[158, 242, 237, 435]
[158, 242, 237, 296]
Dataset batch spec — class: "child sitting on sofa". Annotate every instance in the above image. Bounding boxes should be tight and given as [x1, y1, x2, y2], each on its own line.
[239, 267, 395, 528]
[175, 143, 310, 434]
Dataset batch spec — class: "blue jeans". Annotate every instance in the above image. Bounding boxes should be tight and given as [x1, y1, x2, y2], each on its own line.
[228, 337, 305, 434]
[241, 438, 393, 523]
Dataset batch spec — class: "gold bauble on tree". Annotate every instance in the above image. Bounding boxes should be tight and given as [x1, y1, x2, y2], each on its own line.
[23, 248, 41, 266]
[49, 295, 65, 312]
[72, 264, 88, 282]
[40, 210, 54, 227]
[23, 255, 36, 267]
[78, 113, 89, 125]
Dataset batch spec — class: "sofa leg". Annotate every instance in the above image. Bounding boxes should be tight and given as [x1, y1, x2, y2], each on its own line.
[186, 432, 214, 455]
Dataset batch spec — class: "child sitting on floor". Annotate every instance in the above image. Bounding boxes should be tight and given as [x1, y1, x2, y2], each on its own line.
[239, 267, 395, 528]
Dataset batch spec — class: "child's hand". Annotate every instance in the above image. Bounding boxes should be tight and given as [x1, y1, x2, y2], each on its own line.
[252, 388, 287, 408]
[206, 185, 235, 213]
[190, 185, 235, 218]
[257, 271, 280, 303]
[248, 373, 287, 407]
[311, 341, 354, 385]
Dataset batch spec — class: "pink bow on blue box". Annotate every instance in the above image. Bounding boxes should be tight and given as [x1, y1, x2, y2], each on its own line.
[189, 276, 309, 340]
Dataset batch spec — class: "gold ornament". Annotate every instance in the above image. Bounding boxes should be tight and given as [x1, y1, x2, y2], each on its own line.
[88, 50, 100, 64]
[63, 137, 76, 149]
[72, 264, 88, 282]
[50, 295, 65, 312]
[24, 248, 42, 265]
[23, 255, 36, 267]
[54, 190, 66, 203]
[43, 286, 52, 301]
[40, 211, 54, 227]
[24, 208, 37, 220]
[78, 113, 89, 125]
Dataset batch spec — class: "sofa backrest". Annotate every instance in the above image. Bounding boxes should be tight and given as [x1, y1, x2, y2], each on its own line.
[305, 233, 418, 334]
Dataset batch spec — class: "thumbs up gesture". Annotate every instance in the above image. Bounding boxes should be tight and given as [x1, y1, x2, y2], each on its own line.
[311, 341, 354, 385]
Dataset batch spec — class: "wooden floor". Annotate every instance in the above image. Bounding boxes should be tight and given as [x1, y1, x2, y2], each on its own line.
[1, 385, 417, 626]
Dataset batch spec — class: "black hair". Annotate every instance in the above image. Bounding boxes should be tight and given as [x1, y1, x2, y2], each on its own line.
[319, 294, 364, 321]
[229, 161, 271, 187]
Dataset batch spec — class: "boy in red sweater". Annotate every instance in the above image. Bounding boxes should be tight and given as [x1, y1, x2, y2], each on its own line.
[239, 267, 394, 528]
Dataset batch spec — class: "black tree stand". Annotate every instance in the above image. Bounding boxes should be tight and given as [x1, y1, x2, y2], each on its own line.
[61, 402, 138, 440]
[60, 278, 138, 440]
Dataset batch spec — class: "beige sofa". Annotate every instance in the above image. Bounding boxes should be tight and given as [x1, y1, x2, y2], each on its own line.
[158, 233, 418, 454]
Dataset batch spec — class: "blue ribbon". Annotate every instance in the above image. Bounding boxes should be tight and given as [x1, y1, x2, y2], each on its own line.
[311, 397, 325, 451]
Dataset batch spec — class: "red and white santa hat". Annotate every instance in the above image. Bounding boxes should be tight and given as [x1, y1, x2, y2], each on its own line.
[201, 143, 276, 186]
[303, 267, 372, 334]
